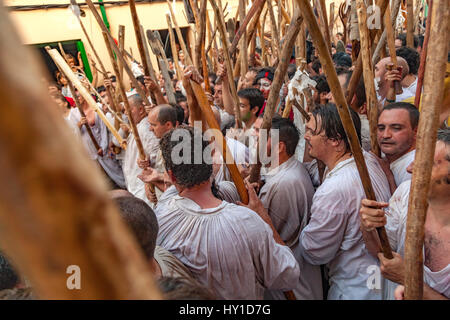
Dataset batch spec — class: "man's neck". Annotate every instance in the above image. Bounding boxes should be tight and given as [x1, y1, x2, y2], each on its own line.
[402, 74, 417, 88]
[427, 199, 450, 227]
[385, 146, 415, 163]
[244, 117, 256, 130]
[179, 181, 222, 209]
[323, 151, 352, 172]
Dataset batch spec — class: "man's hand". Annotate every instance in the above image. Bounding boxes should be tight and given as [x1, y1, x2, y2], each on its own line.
[384, 68, 402, 83]
[78, 116, 88, 129]
[205, 92, 214, 103]
[182, 65, 203, 85]
[359, 199, 389, 231]
[216, 62, 227, 80]
[144, 183, 158, 204]
[237, 180, 267, 219]
[104, 78, 112, 88]
[394, 285, 405, 300]
[378, 251, 405, 284]
[97, 148, 104, 157]
[144, 76, 158, 92]
[138, 167, 163, 184]
[137, 157, 150, 170]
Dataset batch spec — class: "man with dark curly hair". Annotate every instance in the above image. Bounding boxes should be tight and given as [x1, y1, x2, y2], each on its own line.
[154, 126, 300, 299]
[396, 46, 420, 98]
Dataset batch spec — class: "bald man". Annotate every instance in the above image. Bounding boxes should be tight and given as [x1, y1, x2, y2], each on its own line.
[374, 57, 412, 104]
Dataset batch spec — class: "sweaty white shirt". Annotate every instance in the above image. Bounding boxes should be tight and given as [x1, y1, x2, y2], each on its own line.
[299, 152, 391, 300]
[155, 186, 300, 300]
[389, 149, 415, 186]
[384, 180, 450, 299]
[260, 156, 322, 300]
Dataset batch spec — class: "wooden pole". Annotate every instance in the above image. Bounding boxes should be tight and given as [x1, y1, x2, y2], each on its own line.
[414, 0, 433, 108]
[318, 0, 332, 54]
[0, 6, 162, 299]
[70, 7, 121, 129]
[384, 4, 403, 95]
[329, 2, 335, 37]
[166, 0, 194, 66]
[295, 0, 393, 259]
[248, 9, 303, 183]
[404, 0, 449, 300]
[118, 25, 125, 84]
[47, 47, 101, 152]
[189, 80, 249, 204]
[48, 49, 125, 149]
[239, 0, 249, 79]
[406, 0, 415, 47]
[166, 14, 183, 81]
[372, 0, 402, 65]
[267, 0, 281, 58]
[209, 0, 242, 127]
[356, 0, 381, 157]
[85, 0, 152, 107]
[345, 0, 389, 105]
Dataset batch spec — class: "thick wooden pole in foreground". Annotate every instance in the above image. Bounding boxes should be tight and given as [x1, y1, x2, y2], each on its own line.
[296, 0, 393, 259]
[404, 0, 449, 300]
[356, 0, 380, 156]
[248, 9, 303, 183]
[406, 0, 414, 48]
[0, 6, 161, 299]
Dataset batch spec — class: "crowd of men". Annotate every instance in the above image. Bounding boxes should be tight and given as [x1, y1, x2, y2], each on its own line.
[1, 31, 449, 300]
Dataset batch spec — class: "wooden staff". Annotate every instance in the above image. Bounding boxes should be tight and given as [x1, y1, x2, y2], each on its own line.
[414, 0, 433, 108]
[329, 2, 335, 36]
[206, 9, 218, 71]
[356, 0, 380, 157]
[102, 32, 145, 158]
[404, 0, 449, 300]
[166, 0, 194, 66]
[239, 0, 248, 79]
[0, 6, 162, 298]
[345, 0, 389, 105]
[282, 98, 293, 118]
[245, 1, 266, 48]
[295, 0, 393, 259]
[129, 0, 161, 104]
[293, 98, 311, 121]
[372, 0, 402, 65]
[318, 0, 332, 54]
[118, 25, 125, 83]
[146, 29, 177, 105]
[209, 0, 242, 127]
[406, 0, 414, 47]
[384, 4, 403, 95]
[47, 46, 101, 152]
[248, 9, 303, 183]
[85, 0, 152, 107]
[295, 20, 306, 68]
[70, 3, 121, 129]
[258, 20, 269, 66]
[266, 0, 281, 58]
[166, 14, 183, 81]
[48, 49, 125, 149]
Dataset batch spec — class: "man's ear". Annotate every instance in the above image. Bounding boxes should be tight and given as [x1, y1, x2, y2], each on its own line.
[167, 170, 177, 184]
[251, 106, 259, 116]
[278, 141, 286, 155]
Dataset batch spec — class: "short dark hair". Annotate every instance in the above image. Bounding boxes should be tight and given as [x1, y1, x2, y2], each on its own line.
[157, 104, 178, 127]
[333, 52, 352, 69]
[208, 72, 217, 84]
[437, 127, 450, 145]
[311, 103, 361, 152]
[396, 33, 418, 48]
[136, 75, 145, 86]
[0, 252, 19, 291]
[253, 67, 275, 84]
[174, 104, 185, 124]
[97, 85, 106, 94]
[160, 126, 212, 188]
[237, 88, 265, 114]
[287, 64, 297, 80]
[312, 59, 322, 74]
[175, 91, 187, 103]
[110, 75, 117, 82]
[271, 117, 299, 156]
[313, 75, 330, 94]
[113, 196, 159, 260]
[158, 277, 216, 300]
[380, 102, 420, 129]
[396, 46, 420, 75]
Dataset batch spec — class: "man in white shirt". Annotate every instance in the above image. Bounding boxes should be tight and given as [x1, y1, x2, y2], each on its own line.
[359, 128, 450, 299]
[259, 117, 322, 300]
[155, 126, 300, 299]
[299, 104, 391, 300]
[377, 102, 419, 187]
[396, 47, 420, 98]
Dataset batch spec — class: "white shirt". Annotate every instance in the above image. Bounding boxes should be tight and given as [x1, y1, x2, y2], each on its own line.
[389, 149, 415, 186]
[117, 118, 160, 207]
[214, 137, 249, 183]
[260, 156, 322, 300]
[384, 180, 450, 299]
[155, 186, 300, 300]
[299, 152, 391, 300]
